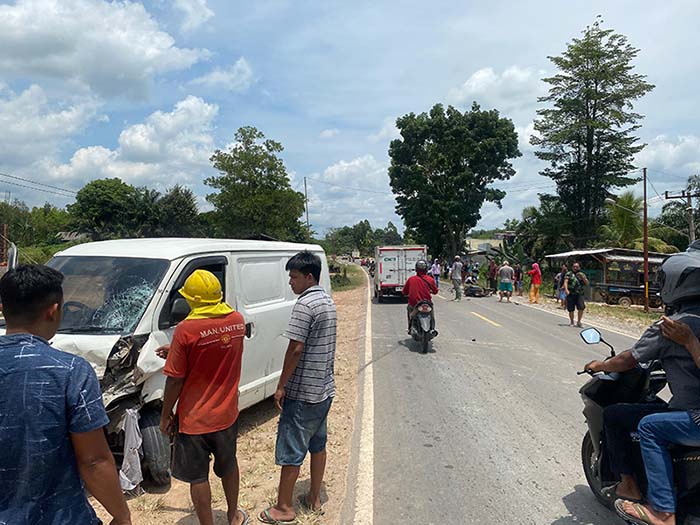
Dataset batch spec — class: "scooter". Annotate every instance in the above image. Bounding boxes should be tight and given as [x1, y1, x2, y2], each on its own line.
[409, 300, 437, 354]
[578, 327, 700, 524]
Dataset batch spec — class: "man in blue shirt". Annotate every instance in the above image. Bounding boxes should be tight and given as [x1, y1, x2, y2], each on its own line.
[0, 265, 130, 524]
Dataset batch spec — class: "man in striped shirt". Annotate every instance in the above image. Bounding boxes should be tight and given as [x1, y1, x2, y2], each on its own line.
[259, 251, 337, 525]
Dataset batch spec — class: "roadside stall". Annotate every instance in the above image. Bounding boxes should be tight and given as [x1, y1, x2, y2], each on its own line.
[545, 248, 669, 307]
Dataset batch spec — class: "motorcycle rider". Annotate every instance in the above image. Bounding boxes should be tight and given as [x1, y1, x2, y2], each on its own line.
[583, 244, 700, 510]
[402, 260, 437, 333]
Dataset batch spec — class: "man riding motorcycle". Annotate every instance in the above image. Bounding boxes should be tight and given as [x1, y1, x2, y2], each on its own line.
[402, 260, 437, 333]
[583, 243, 700, 524]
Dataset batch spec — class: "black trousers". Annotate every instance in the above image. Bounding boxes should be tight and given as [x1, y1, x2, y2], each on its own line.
[604, 402, 669, 476]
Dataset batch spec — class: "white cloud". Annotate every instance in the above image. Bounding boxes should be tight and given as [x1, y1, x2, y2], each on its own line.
[636, 134, 700, 176]
[0, 84, 99, 166]
[302, 155, 401, 231]
[0, 0, 207, 98]
[319, 128, 340, 139]
[190, 57, 254, 93]
[447, 66, 546, 119]
[368, 117, 400, 143]
[173, 0, 214, 33]
[48, 96, 218, 188]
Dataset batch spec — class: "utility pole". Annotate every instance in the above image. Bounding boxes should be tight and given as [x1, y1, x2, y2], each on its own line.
[303, 177, 310, 234]
[643, 167, 649, 313]
[665, 187, 700, 242]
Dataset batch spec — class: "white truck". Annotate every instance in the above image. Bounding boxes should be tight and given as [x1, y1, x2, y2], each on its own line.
[374, 245, 428, 302]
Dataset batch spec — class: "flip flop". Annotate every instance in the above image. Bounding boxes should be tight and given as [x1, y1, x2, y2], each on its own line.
[297, 494, 325, 515]
[257, 508, 296, 525]
[601, 482, 643, 504]
[614, 499, 655, 525]
[238, 509, 250, 525]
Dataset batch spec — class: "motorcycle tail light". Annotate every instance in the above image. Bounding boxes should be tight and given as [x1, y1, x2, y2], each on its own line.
[417, 304, 432, 313]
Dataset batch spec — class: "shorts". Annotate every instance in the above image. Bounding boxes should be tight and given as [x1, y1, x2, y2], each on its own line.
[559, 290, 566, 300]
[276, 396, 333, 466]
[566, 293, 585, 312]
[171, 419, 239, 484]
[498, 282, 513, 293]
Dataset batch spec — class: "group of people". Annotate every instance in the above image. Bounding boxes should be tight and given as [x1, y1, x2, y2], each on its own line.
[0, 251, 337, 525]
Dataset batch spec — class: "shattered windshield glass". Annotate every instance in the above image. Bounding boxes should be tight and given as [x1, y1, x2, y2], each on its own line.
[47, 256, 169, 334]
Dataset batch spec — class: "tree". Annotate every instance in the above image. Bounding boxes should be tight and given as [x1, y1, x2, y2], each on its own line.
[389, 103, 520, 257]
[206, 126, 306, 241]
[531, 19, 654, 246]
[154, 185, 202, 237]
[29, 203, 71, 244]
[654, 175, 700, 251]
[68, 178, 143, 240]
[515, 194, 574, 264]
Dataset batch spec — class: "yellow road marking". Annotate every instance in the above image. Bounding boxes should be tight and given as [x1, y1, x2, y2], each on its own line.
[471, 311, 502, 327]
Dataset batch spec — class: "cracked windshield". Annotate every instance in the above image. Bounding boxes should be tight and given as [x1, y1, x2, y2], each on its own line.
[2, 2, 700, 525]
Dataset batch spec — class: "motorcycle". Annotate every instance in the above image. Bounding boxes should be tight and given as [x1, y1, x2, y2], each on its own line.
[409, 300, 438, 354]
[578, 327, 700, 524]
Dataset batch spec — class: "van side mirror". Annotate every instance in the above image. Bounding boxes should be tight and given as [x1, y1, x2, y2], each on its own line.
[170, 297, 190, 325]
[580, 327, 601, 345]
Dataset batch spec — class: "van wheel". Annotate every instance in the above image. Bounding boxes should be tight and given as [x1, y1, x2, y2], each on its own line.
[140, 408, 171, 487]
[618, 296, 632, 308]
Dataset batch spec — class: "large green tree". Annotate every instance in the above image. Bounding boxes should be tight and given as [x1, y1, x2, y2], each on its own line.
[515, 194, 574, 264]
[206, 126, 306, 241]
[388, 103, 520, 256]
[531, 20, 654, 246]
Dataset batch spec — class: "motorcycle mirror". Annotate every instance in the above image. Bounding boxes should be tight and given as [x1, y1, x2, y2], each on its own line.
[580, 328, 601, 345]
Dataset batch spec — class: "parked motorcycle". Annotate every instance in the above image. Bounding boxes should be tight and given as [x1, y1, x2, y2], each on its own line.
[578, 327, 700, 524]
[409, 300, 437, 354]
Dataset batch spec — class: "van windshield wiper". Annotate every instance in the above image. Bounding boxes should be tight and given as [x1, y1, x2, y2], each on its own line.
[56, 326, 123, 334]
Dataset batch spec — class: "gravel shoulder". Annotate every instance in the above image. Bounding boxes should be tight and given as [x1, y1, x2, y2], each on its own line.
[92, 283, 366, 524]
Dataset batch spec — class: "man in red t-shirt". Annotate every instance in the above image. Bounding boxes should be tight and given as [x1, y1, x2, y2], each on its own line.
[160, 270, 248, 525]
[402, 260, 438, 332]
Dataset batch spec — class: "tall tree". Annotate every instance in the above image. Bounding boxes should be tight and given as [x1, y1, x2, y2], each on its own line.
[154, 185, 202, 237]
[206, 126, 306, 241]
[531, 19, 654, 246]
[389, 103, 520, 256]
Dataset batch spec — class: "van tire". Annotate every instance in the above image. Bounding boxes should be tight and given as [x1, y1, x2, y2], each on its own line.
[139, 408, 171, 487]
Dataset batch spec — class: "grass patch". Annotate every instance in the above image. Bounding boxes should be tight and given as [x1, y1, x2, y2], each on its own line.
[585, 302, 662, 324]
[330, 263, 365, 292]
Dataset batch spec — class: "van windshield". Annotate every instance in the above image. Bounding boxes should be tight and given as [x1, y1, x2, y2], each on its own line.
[47, 256, 170, 335]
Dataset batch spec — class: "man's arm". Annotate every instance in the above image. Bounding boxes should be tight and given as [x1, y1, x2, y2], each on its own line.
[160, 376, 185, 434]
[661, 317, 700, 369]
[563, 274, 570, 295]
[71, 429, 131, 525]
[579, 271, 589, 286]
[274, 340, 305, 410]
[584, 349, 638, 373]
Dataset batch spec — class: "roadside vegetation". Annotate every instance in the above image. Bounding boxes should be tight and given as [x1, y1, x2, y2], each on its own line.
[329, 261, 365, 292]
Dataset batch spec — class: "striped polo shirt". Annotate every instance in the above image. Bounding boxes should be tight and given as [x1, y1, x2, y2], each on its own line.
[284, 285, 337, 403]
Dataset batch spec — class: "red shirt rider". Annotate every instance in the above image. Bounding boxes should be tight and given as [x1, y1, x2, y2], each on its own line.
[402, 272, 438, 306]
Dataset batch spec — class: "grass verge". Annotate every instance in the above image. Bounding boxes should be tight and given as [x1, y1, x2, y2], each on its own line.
[584, 302, 662, 325]
[331, 263, 365, 292]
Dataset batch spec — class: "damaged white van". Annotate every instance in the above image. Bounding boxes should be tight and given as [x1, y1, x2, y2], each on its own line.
[37, 238, 331, 486]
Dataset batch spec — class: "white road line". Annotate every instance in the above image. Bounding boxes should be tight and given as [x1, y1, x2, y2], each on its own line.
[354, 272, 374, 524]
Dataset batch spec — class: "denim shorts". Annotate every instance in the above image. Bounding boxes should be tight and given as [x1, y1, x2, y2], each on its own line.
[275, 396, 333, 466]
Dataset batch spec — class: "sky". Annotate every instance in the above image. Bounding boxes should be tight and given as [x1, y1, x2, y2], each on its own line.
[1, 0, 699, 235]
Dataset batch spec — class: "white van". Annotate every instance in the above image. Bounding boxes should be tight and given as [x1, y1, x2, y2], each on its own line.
[40, 238, 331, 485]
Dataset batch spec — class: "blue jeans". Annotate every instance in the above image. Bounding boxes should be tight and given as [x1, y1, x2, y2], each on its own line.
[638, 411, 700, 513]
[275, 396, 333, 466]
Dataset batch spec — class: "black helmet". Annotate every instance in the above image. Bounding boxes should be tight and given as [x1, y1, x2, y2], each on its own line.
[415, 260, 428, 272]
[659, 241, 700, 306]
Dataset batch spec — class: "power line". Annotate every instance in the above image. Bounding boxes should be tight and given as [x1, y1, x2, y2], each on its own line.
[0, 179, 76, 198]
[0, 231, 40, 265]
[0, 171, 77, 195]
[306, 177, 389, 195]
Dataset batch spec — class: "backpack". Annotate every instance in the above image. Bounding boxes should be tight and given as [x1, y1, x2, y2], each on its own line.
[567, 271, 584, 295]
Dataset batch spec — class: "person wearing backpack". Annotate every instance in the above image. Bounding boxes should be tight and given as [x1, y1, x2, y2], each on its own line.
[564, 261, 589, 327]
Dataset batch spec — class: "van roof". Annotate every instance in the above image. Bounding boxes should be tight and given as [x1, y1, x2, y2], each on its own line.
[54, 238, 325, 261]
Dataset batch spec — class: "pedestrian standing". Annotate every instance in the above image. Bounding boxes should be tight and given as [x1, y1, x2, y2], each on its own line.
[0, 265, 131, 525]
[260, 252, 337, 524]
[449, 255, 464, 301]
[161, 270, 248, 525]
[528, 262, 542, 304]
[557, 264, 568, 308]
[497, 261, 515, 303]
[429, 258, 441, 289]
[513, 263, 523, 297]
[564, 261, 589, 327]
[487, 260, 498, 292]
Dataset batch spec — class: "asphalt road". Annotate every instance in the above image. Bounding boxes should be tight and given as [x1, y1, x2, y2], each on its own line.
[368, 288, 641, 524]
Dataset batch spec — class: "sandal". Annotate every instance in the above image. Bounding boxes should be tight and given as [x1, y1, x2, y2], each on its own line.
[257, 508, 296, 525]
[614, 499, 657, 525]
[297, 494, 325, 515]
[237, 509, 250, 525]
[601, 482, 643, 504]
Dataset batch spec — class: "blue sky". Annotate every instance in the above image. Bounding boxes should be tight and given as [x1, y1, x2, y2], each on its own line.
[1, 0, 698, 235]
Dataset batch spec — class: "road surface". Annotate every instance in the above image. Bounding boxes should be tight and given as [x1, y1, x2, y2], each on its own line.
[354, 288, 644, 524]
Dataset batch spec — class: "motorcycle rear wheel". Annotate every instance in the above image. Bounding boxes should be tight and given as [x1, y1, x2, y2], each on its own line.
[421, 332, 429, 354]
[581, 431, 612, 509]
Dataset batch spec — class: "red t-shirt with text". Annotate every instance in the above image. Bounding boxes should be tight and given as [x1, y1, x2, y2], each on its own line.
[402, 274, 437, 306]
[164, 312, 245, 435]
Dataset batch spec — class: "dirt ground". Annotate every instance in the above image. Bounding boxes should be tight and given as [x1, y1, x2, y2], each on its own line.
[93, 282, 366, 525]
